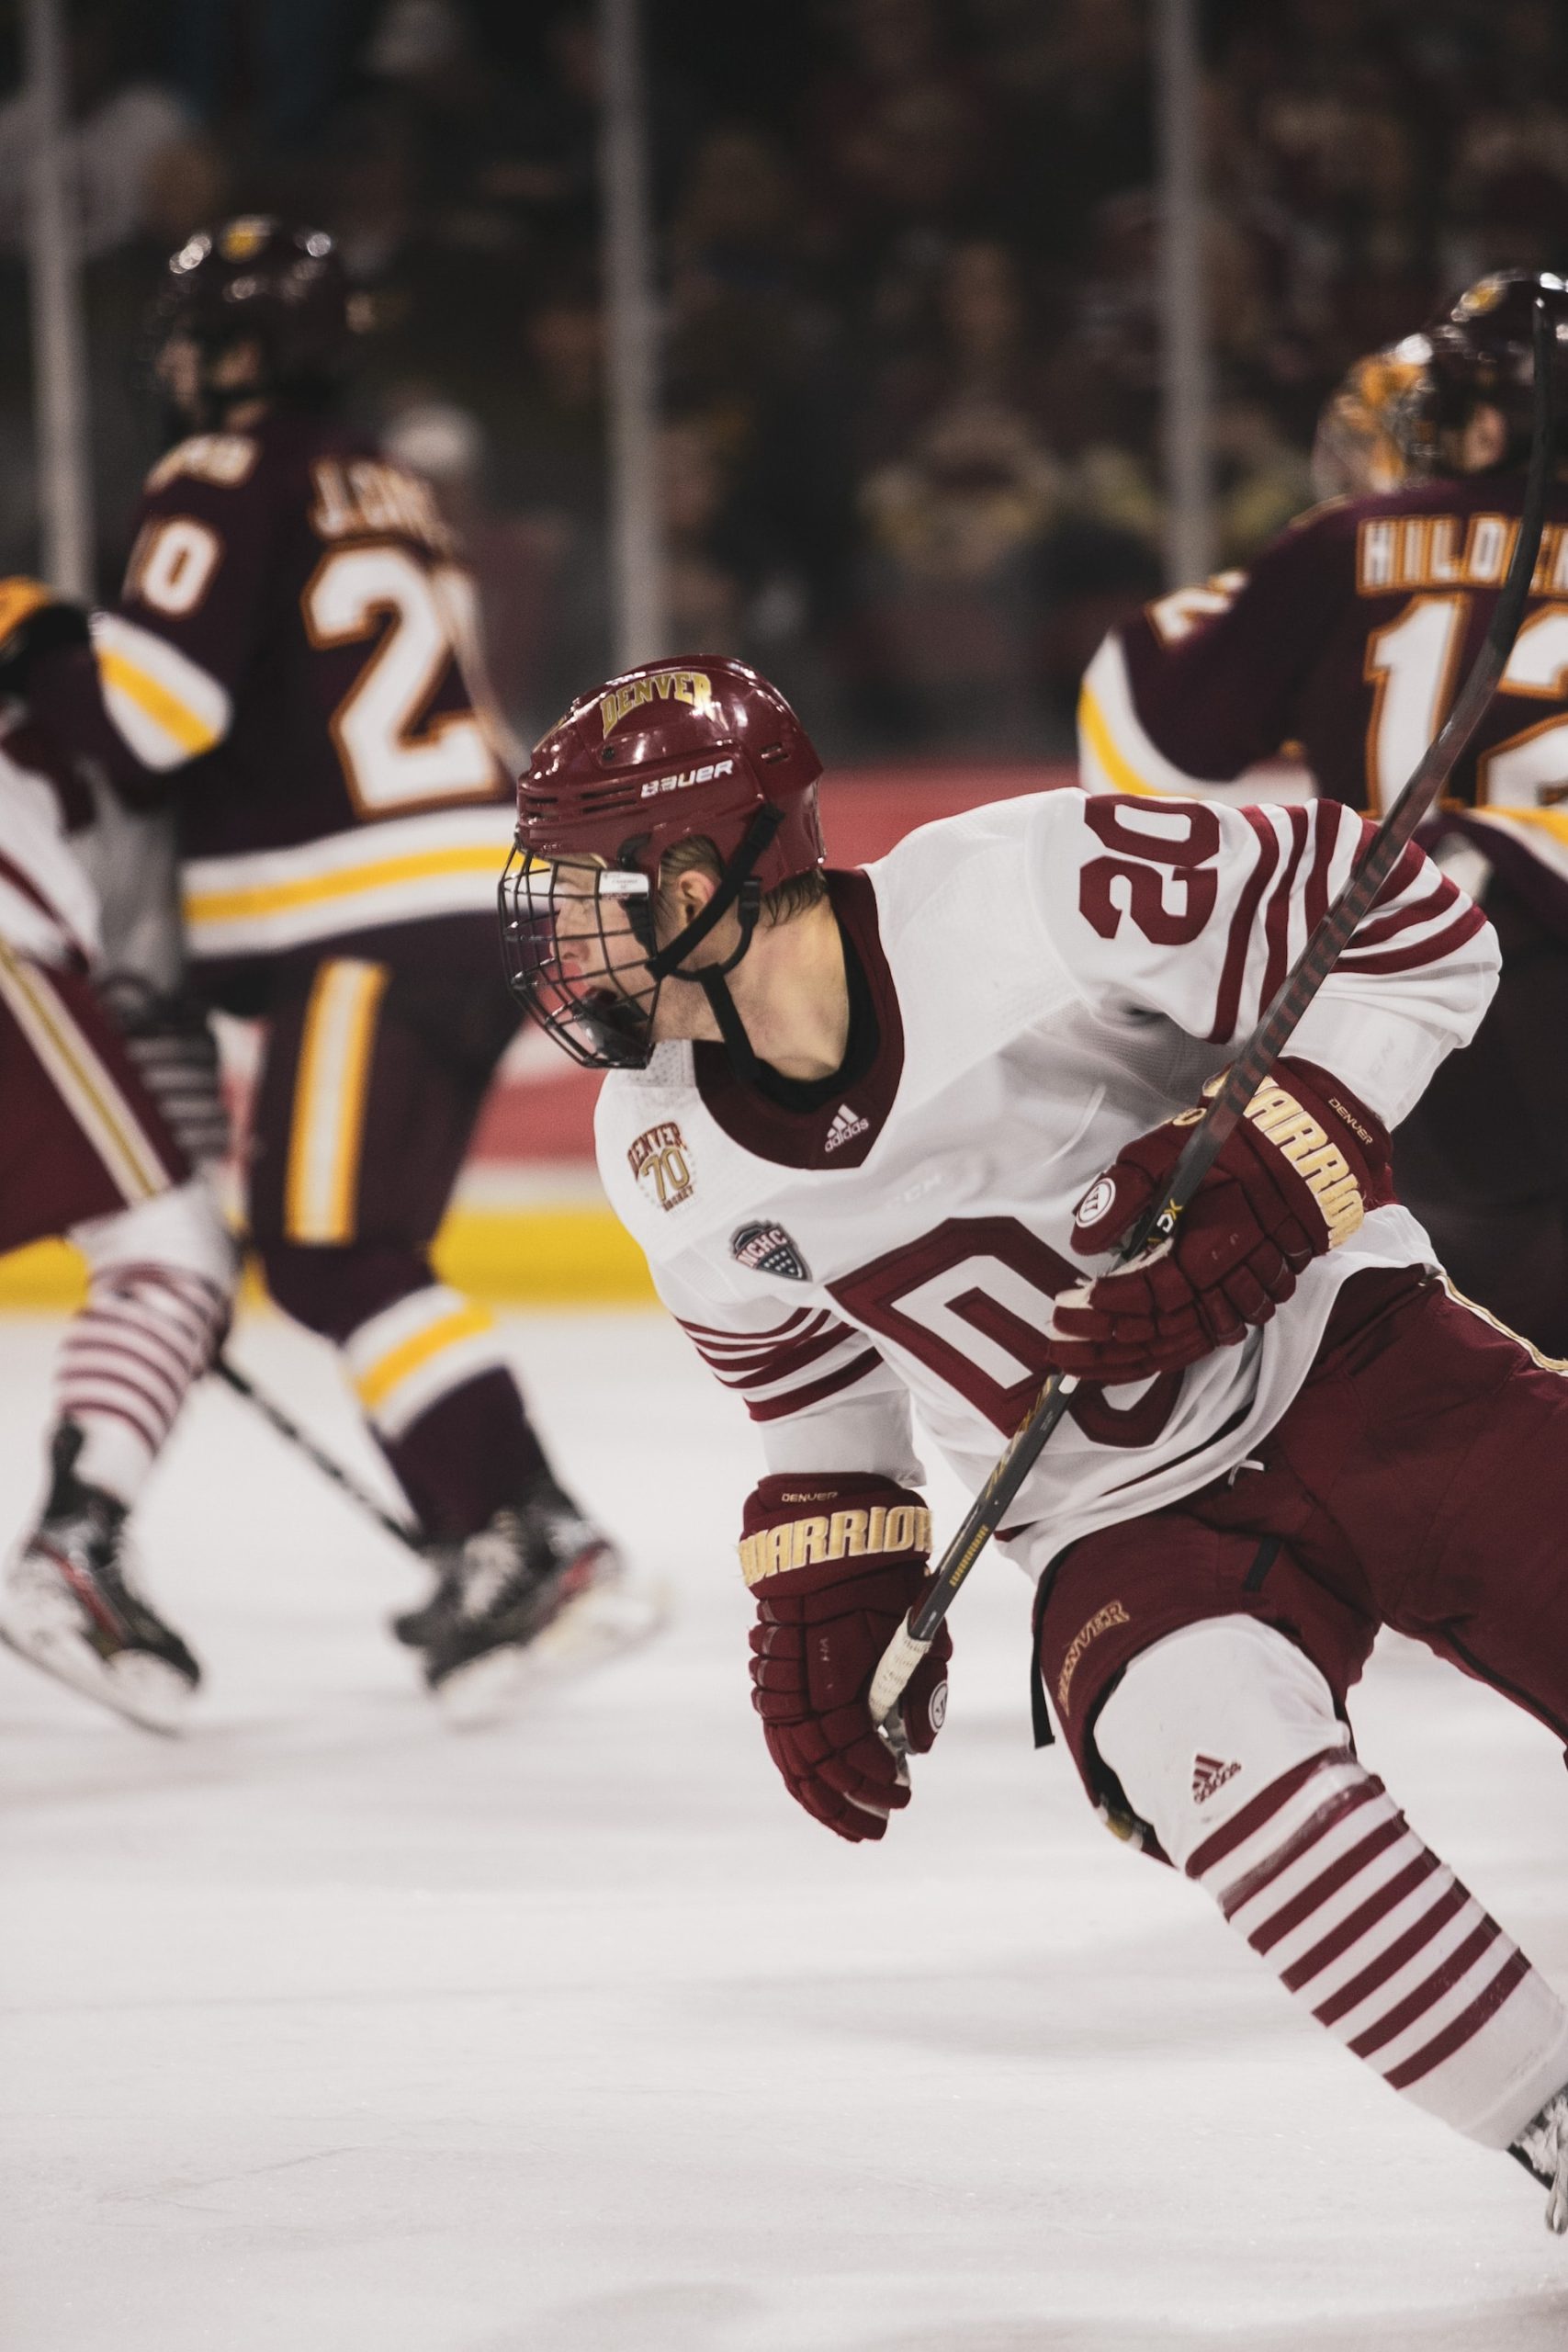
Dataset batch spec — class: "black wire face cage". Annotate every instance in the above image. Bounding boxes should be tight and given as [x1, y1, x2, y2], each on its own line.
[498, 847, 660, 1070]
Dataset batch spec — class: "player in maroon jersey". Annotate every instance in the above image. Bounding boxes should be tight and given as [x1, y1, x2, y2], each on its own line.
[1079, 269, 1568, 1353]
[6, 219, 623, 1712]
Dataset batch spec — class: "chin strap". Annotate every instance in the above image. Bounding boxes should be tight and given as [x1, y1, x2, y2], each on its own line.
[696, 964, 763, 1083]
[649, 802, 784, 1081]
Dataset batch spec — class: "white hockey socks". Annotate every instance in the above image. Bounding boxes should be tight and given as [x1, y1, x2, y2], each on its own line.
[61, 1180, 234, 1506]
[1097, 1616, 1568, 2151]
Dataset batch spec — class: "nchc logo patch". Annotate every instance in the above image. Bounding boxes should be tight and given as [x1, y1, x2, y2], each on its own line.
[730, 1221, 811, 1282]
[628, 1122, 694, 1210]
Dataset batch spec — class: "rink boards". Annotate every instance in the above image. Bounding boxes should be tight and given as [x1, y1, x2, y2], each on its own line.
[0, 764, 1054, 1310]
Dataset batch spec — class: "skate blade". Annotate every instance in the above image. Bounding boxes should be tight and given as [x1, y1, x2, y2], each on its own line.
[0, 1617, 195, 1736]
[433, 1574, 672, 1731]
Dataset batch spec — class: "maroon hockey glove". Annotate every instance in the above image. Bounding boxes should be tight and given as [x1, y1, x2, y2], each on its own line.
[742, 1473, 950, 1845]
[1047, 1057, 1393, 1382]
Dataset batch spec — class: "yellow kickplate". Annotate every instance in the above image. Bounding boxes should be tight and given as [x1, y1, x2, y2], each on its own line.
[0, 1209, 657, 1310]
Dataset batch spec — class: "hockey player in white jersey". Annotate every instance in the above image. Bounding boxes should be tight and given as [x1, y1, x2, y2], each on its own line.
[0, 590, 234, 1727]
[501, 656, 1568, 2230]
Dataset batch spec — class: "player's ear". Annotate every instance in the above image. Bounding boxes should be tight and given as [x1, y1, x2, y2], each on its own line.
[1460, 402, 1509, 472]
[673, 865, 719, 929]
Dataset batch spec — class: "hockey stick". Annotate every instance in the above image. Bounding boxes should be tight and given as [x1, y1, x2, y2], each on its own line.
[212, 1354, 423, 1556]
[870, 299, 1558, 1736]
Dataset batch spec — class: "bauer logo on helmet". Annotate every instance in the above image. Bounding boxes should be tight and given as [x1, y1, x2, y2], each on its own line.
[640, 759, 734, 798]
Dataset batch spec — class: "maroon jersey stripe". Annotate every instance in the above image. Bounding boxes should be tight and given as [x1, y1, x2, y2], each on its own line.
[1342, 875, 1458, 950]
[681, 1308, 815, 1346]
[1339, 901, 1490, 976]
[745, 1349, 886, 1421]
[706, 1325, 862, 1391]
[1367, 834, 1432, 910]
[1260, 804, 1311, 1010]
[1208, 808, 1280, 1043]
[690, 1317, 836, 1375]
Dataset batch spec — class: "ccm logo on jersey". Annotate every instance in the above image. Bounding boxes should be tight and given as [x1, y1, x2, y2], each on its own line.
[601, 668, 714, 737]
[739, 1502, 932, 1588]
[640, 759, 735, 798]
[628, 1121, 694, 1209]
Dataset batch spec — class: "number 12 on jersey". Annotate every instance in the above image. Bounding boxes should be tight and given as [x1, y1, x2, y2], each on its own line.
[1366, 593, 1568, 814]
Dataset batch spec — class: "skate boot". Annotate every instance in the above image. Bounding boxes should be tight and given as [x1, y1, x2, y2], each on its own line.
[408, 1475, 647, 1724]
[0, 1423, 200, 1732]
[1511, 2086, 1568, 2233]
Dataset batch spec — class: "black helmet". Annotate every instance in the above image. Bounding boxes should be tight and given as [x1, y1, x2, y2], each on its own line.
[147, 216, 354, 425]
[1396, 269, 1568, 473]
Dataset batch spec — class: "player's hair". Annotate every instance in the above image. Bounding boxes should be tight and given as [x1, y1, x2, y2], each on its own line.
[656, 836, 828, 931]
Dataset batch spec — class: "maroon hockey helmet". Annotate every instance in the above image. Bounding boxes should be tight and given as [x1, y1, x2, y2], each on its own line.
[1396, 270, 1568, 472]
[500, 656, 826, 1069]
[146, 217, 355, 426]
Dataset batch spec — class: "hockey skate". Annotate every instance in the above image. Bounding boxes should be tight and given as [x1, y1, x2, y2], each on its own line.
[0, 1424, 200, 1733]
[1511, 2086, 1568, 2233]
[399, 1476, 660, 1726]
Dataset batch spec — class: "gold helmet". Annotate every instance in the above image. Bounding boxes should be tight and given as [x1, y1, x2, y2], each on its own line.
[1311, 336, 1432, 501]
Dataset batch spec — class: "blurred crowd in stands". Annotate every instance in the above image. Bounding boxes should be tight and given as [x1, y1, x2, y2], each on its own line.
[3, 0, 1567, 756]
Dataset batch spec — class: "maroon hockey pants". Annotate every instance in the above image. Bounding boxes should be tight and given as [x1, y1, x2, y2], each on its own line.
[1395, 876, 1568, 1357]
[1037, 1267, 1568, 1827]
[0, 944, 186, 1250]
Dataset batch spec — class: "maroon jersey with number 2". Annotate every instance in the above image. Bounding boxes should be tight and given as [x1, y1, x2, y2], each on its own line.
[85, 411, 513, 985]
[1078, 473, 1568, 934]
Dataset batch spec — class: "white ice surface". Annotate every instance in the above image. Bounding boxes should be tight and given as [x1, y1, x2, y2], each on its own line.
[2, 1306, 1567, 2352]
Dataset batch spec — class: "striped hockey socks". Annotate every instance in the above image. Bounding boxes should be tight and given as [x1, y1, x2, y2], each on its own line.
[1097, 1617, 1568, 2155]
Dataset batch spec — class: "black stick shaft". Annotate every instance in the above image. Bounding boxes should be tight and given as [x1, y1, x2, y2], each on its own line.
[212, 1354, 423, 1556]
[892, 301, 1557, 1671]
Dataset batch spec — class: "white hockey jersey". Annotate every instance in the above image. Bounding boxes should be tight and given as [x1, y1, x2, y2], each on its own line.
[0, 714, 100, 965]
[595, 790, 1497, 1572]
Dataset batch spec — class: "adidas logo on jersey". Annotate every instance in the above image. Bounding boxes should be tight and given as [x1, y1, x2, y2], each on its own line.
[1191, 1752, 1241, 1805]
[823, 1104, 869, 1153]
